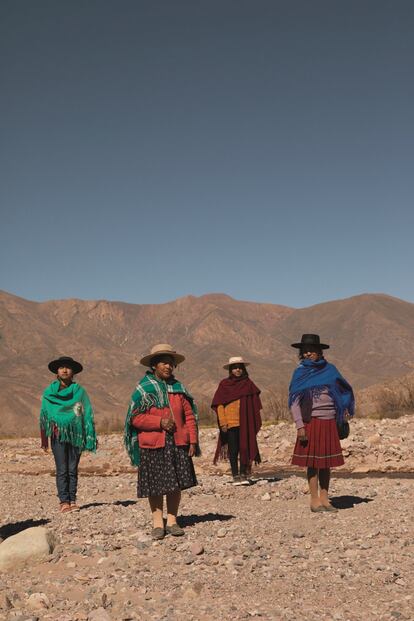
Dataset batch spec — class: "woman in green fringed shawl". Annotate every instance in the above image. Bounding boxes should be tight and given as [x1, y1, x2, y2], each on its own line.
[40, 356, 97, 513]
[124, 344, 199, 540]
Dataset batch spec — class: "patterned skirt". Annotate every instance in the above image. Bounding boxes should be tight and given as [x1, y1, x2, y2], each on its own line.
[137, 432, 198, 498]
[291, 417, 344, 469]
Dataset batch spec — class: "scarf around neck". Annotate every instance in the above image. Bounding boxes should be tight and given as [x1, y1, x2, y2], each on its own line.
[211, 375, 260, 407]
[124, 371, 199, 466]
[212, 375, 262, 466]
[288, 358, 355, 424]
[39, 381, 97, 452]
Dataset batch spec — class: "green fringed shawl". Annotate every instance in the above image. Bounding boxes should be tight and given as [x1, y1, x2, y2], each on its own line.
[40, 381, 97, 452]
[124, 371, 199, 467]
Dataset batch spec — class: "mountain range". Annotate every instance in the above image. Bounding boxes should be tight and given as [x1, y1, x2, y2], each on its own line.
[1, 289, 414, 436]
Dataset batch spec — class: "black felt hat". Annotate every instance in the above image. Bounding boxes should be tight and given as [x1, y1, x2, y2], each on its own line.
[291, 334, 330, 350]
[48, 356, 83, 374]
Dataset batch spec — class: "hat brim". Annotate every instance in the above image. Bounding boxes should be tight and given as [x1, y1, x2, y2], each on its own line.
[48, 359, 83, 374]
[140, 351, 185, 367]
[291, 343, 329, 350]
[223, 362, 250, 370]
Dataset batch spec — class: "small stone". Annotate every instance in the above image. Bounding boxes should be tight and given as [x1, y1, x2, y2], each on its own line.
[27, 593, 50, 610]
[292, 531, 305, 539]
[88, 607, 112, 621]
[190, 542, 204, 556]
[217, 528, 227, 538]
[261, 492, 271, 501]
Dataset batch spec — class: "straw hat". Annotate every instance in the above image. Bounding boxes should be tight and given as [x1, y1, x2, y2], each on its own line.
[223, 356, 250, 370]
[140, 343, 185, 367]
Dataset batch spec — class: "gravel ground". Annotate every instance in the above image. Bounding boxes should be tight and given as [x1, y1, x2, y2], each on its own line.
[0, 421, 413, 621]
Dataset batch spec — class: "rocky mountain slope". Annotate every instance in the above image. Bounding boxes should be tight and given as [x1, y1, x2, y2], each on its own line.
[1, 289, 414, 436]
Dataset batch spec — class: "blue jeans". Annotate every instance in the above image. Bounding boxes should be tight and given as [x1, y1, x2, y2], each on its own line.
[51, 437, 81, 503]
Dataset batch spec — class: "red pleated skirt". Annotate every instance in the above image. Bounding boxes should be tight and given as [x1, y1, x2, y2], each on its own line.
[291, 417, 344, 469]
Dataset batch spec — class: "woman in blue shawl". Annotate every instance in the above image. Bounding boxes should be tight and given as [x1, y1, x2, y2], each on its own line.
[288, 334, 355, 513]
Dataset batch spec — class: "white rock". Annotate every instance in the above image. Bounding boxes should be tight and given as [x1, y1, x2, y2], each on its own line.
[0, 527, 57, 571]
[27, 592, 50, 610]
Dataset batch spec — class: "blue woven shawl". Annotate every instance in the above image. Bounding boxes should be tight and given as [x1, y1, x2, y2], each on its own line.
[288, 359, 355, 424]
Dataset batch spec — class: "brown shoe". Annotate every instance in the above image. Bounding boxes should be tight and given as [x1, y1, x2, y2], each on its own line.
[70, 503, 80, 512]
[151, 527, 165, 540]
[60, 503, 71, 513]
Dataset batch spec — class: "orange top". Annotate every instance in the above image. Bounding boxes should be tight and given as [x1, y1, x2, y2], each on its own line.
[217, 399, 240, 428]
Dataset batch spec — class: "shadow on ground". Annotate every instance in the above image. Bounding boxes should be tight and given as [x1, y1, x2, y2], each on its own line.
[0, 518, 50, 540]
[81, 499, 137, 510]
[331, 495, 374, 509]
[180, 512, 235, 527]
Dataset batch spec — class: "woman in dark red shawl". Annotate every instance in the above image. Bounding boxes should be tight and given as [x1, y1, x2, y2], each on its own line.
[211, 357, 262, 485]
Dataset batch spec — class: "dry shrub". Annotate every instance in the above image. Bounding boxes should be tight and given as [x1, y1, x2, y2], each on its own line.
[196, 400, 217, 427]
[372, 378, 414, 419]
[261, 387, 290, 424]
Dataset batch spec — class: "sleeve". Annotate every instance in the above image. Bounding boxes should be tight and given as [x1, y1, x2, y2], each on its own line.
[217, 404, 227, 427]
[131, 409, 164, 431]
[290, 398, 305, 430]
[40, 428, 49, 449]
[182, 395, 198, 444]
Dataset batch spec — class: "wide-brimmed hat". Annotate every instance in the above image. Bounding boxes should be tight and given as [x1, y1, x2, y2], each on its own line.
[140, 343, 185, 367]
[223, 356, 251, 370]
[291, 334, 330, 350]
[48, 356, 83, 374]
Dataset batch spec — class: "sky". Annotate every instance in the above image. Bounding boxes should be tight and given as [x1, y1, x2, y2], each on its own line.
[1, 0, 413, 308]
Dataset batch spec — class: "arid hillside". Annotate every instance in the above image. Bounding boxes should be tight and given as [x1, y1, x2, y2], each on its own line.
[1, 289, 414, 436]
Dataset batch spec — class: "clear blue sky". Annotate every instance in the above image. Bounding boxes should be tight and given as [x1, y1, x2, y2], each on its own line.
[1, 0, 413, 308]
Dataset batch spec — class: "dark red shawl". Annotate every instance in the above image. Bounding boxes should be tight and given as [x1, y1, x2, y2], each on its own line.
[211, 376, 262, 466]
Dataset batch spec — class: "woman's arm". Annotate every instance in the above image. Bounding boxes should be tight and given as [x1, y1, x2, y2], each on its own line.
[182, 396, 198, 444]
[290, 399, 305, 430]
[131, 409, 165, 431]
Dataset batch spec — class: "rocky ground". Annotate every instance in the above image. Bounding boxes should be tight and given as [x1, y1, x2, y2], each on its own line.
[1, 417, 413, 621]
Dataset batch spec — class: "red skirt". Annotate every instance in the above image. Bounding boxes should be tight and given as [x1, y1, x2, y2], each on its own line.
[291, 418, 344, 469]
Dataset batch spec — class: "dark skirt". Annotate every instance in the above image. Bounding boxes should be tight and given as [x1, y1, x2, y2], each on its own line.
[291, 418, 344, 469]
[137, 432, 198, 498]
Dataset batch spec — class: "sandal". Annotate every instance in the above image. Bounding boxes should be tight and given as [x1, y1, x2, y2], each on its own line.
[310, 505, 326, 513]
[70, 503, 80, 512]
[60, 503, 71, 513]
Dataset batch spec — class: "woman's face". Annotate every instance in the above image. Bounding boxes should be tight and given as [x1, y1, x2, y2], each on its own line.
[153, 355, 175, 380]
[301, 347, 323, 362]
[230, 364, 245, 377]
[57, 366, 74, 383]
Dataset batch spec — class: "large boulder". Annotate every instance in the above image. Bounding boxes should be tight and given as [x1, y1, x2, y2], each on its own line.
[0, 527, 57, 571]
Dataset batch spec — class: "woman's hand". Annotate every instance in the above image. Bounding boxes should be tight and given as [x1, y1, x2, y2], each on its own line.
[220, 425, 228, 433]
[297, 427, 308, 446]
[42, 448, 49, 454]
[188, 443, 197, 457]
[161, 418, 175, 432]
